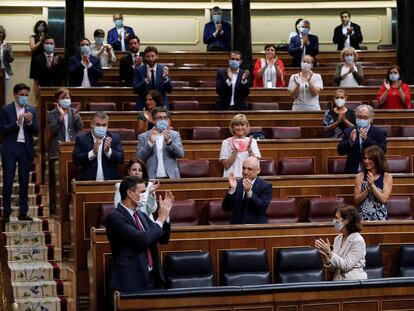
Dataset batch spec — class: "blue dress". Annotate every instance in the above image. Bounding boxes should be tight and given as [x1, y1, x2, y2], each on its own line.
[358, 173, 388, 220]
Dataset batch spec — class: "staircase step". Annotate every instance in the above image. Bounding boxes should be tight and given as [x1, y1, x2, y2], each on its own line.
[6, 205, 40, 217]
[8, 194, 40, 206]
[5, 217, 43, 232]
[4, 231, 46, 247]
[12, 280, 59, 298]
[9, 261, 57, 282]
[0, 183, 37, 194]
[15, 296, 62, 311]
[6, 245, 49, 262]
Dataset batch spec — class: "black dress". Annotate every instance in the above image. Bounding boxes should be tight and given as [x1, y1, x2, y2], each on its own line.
[29, 34, 45, 79]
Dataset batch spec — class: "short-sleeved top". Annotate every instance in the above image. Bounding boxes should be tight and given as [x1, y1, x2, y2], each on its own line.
[288, 73, 323, 111]
[340, 65, 360, 87]
[219, 137, 261, 177]
[323, 108, 356, 138]
[137, 112, 155, 131]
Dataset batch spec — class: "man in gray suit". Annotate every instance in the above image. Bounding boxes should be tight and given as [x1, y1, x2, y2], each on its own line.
[137, 107, 184, 179]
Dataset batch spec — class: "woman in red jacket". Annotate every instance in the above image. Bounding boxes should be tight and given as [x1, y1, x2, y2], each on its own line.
[377, 65, 411, 109]
[253, 44, 286, 88]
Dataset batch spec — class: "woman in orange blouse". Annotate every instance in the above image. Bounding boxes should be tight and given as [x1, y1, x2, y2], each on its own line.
[253, 44, 286, 88]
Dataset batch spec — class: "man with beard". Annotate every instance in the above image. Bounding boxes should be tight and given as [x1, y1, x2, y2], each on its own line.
[119, 36, 144, 86]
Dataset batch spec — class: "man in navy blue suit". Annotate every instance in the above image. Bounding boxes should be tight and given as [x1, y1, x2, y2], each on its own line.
[132, 46, 173, 110]
[338, 105, 387, 173]
[119, 36, 144, 86]
[68, 38, 102, 86]
[215, 51, 250, 110]
[72, 111, 124, 181]
[0, 83, 39, 223]
[288, 19, 319, 67]
[203, 6, 231, 51]
[107, 13, 136, 52]
[222, 156, 272, 224]
[106, 176, 173, 294]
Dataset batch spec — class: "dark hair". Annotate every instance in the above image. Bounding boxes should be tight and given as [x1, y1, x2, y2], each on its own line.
[386, 64, 403, 85]
[144, 46, 158, 55]
[362, 145, 389, 175]
[127, 35, 140, 44]
[93, 29, 105, 37]
[13, 83, 30, 94]
[79, 37, 90, 45]
[54, 88, 70, 101]
[0, 25, 7, 40]
[145, 89, 163, 107]
[294, 18, 303, 34]
[336, 204, 361, 233]
[125, 158, 149, 182]
[151, 106, 170, 119]
[33, 20, 48, 34]
[264, 44, 277, 51]
[230, 50, 242, 57]
[119, 176, 146, 200]
[340, 11, 351, 17]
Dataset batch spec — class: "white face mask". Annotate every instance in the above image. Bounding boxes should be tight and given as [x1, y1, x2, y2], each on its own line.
[301, 62, 312, 72]
[134, 193, 146, 208]
[335, 98, 346, 107]
[333, 219, 344, 232]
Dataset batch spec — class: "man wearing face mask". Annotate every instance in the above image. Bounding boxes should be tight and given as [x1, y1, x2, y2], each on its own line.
[289, 19, 319, 67]
[32, 36, 66, 87]
[106, 176, 173, 301]
[119, 36, 144, 87]
[107, 13, 136, 52]
[137, 107, 184, 179]
[72, 111, 124, 181]
[68, 38, 102, 87]
[215, 51, 250, 110]
[337, 105, 387, 173]
[0, 83, 39, 223]
[333, 11, 363, 51]
[133, 46, 173, 110]
[203, 6, 231, 52]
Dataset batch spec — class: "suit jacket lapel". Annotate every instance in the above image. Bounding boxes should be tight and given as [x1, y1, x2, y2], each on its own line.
[117, 204, 139, 229]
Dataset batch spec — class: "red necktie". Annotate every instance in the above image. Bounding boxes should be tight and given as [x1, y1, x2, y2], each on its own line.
[133, 211, 153, 269]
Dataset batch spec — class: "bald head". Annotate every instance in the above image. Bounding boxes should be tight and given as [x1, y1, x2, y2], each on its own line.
[242, 156, 261, 180]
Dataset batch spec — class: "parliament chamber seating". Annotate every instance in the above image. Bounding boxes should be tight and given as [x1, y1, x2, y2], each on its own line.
[169, 199, 198, 226]
[249, 102, 280, 110]
[122, 102, 136, 111]
[386, 196, 413, 220]
[398, 245, 414, 277]
[191, 127, 221, 140]
[206, 200, 231, 225]
[386, 155, 411, 173]
[182, 63, 205, 67]
[327, 157, 346, 174]
[97, 204, 115, 227]
[345, 100, 366, 110]
[278, 157, 315, 175]
[220, 249, 271, 286]
[109, 128, 136, 141]
[170, 100, 199, 110]
[377, 44, 396, 50]
[319, 101, 331, 110]
[274, 248, 324, 283]
[270, 127, 302, 139]
[177, 159, 210, 178]
[197, 80, 216, 87]
[308, 197, 345, 222]
[164, 251, 215, 289]
[365, 245, 384, 279]
[171, 80, 190, 88]
[266, 198, 299, 223]
[400, 125, 414, 137]
[376, 124, 393, 136]
[258, 159, 276, 176]
[366, 79, 383, 86]
[88, 102, 117, 111]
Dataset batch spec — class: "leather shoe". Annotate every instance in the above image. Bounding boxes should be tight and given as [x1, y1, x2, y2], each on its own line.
[3, 214, 10, 223]
[18, 214, 33, 221]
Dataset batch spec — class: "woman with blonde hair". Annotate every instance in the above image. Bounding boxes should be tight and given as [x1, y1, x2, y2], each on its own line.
[219, 114, 261, 177]
[333, 47, 364, 87]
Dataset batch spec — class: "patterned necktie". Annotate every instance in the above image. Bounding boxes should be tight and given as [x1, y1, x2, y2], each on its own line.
[133, 211, 153, 268]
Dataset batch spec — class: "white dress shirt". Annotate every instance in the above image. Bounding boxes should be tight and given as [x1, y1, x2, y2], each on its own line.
[155, 134, 167, 178]
[87, 133, 112, 181]
[117, 27, 126, 51]
[80, 56, 92, 87]
[15, 103, 25, 142]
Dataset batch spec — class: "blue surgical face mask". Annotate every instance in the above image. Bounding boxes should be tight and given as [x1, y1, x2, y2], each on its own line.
[344, 55, 354, 64]
[59, 98, 71, 109]
[333, 219, 344, 232]
[156, 119, 168, 132]
[114, 19, 123, 28]
[300, 27, 309, 35]
[17, 96, 28, 106]
[301, 62, 312, 72]
[212, 15, 222, 24]
[95, 37, 104, 45]
[389, 73, 400, 82]
[44, 43, 54, 54]
[37, 25, 45, 33]
[228, 60, 240, 69]
[80, 45, 90, 55]
[93, 126, 107, 138]
[356, 118, 369, 129]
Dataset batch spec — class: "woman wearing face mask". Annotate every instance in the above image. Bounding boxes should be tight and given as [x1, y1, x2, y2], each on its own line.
[220, 114, 261, 177]
[137, 90, 163, 133]
[333, 47, 364, 87]
[253, 44, 286, 88]
[114, 159, 160, 221]
[377, 65, 411, 109]
[315, 205, 367, 281]
[323, 89, 356, 138]
[354, 145, 392, 221]
[0, 25, 14, 102]
[288, 54, 323, 111]
[29, 20, 48, 81]
[90, 29, 116, 68]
